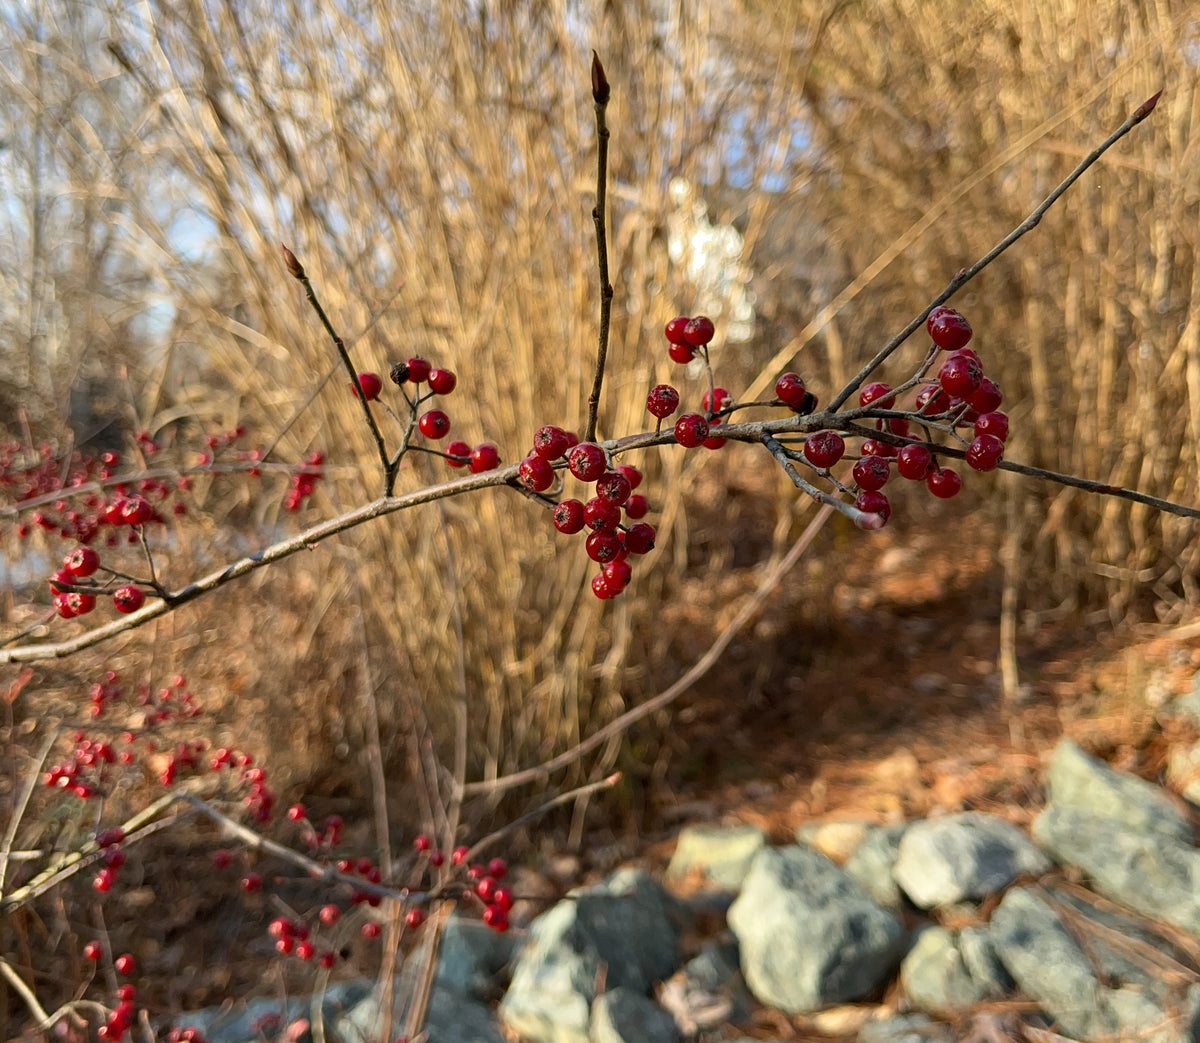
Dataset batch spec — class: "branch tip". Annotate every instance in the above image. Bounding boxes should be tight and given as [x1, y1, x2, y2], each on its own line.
[591, 52, 610, 105]
[280, 243, 304, 280]
[1134, 89, 1163, 120]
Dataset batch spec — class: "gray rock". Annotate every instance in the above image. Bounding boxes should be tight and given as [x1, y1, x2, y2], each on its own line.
[591, 987, 680, 1043]
[1043, 738, 1192, 842]
[843, 823, 908, 908]
[957, 925, 1012, 993]
[989, 885, 1200, 1042]
[893, 813, 1050, 908]
[498, 868, 679, 1043]
[406, 914, 517, 1000]
[658, 940, 752, 1033]
[727, 845, 905, 1013]
[666, 824, 767, 891]
[1167, 741, 1200, 805]
[857, 1013, 953, 1043]
[899, 926, 1006, 1016]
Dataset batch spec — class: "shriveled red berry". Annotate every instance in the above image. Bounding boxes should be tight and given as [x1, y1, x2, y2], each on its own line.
[595, 471, 632, 507]
[585, 531, 622, 563]
[852, 456, 890, 491]
[615, 464, 642, 490]
[518, 455, 555, 492]
[926, 306, 973, 351]
[568, 443, 607, 482]
[428, 368, 457, 395]
[667, 342, 695, 364]
[966, 434, 1004, 472]
[859, 382, 895, 409]
[701, 387, 732, 414]
[896, 444, 934, 480]
[775, 373, 807, 408]
[974, 411, 1009, 442]
[854, 490, 891, 529]
[624, 494, 648, 519]
[683, 316, 715, 346]
[533, 426, 570, 460]
[553, 499, 586, 535]
[352, 372, 383, 400]
[967, 378, 1003, 415]
[624, 522, 656, 555]
[664, 316, 691, 344]
[65, 546, 100, 577]
[405, 357, 431, 383]
[927, 467, 963, 498]
[647, 385, 680, 419]
[112, 586, 145, 614]
[938, 354, 983, 399]
[445, 440, 472, 467]
[674, 413, 709, 448]
[803, 430, 845, 469]
[419, 410, 451, 440]
[583, 497, 621, 533]
[469, 444, 499, 473]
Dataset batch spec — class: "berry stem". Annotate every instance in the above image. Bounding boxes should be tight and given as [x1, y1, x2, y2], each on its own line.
[761, 434, 881, 527]
[583, 52, 614, 445]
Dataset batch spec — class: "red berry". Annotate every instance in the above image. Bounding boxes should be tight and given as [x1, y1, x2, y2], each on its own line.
[646, 385, 681, 419]
[482, 904, 509, 932]
[533, 425, 570, 460]
[595, 471, 632, 507]
[518, 455, 555, 492]
[664, 316, 691, 344]
[615, 464, 642, 489]
[624, 494, 648, 519]
[702, 421, 728, 450]
[65, 546, 100, 577]
[673, 413, 709, 448]
[469, 444, 500, 473]
[974, 411, 1009, 442]
[362, 922, 382, 939]
[114, 954, 135, 975]
[859, 382, 895, 409]
[852, 456, 890, 491]
[683, 316, 715, 346]
[967, 378, 1003, 415]
[67, 591, 96, 615]
[112, 586, 145, 614]
[774, 373, 807, 408]
[966, 434, 1004, 472]
[352, 372, 383, 400]
[405, 908, 426, 928]
[590, 574, 612, 600]
[212, 849, 232, 869]
[419, 410, 451, 440]
[414, 834, 431, 852]
[585, 531, 622, 563]
[583, 497, 621, 533]
[476, 877, 496, 901]
[603, 559, 633, 592]
[701, 387, 732, 414]
[854, 490, 891, 529]
[491, 886, 514, 911]
[116, 985, 135, 1002]
[948, 347, 981, 366]
[445, 440, 472, 467]
[568, 443, 607, 482]
[240, 872, 262, 892]
[295, 940, 315, 961]
[624, 522, 656, 555]
[915, 384, 954, 415]
[430, 850, 445, 867]
[926, 306, 973, 351]
[319, 951, 336, 968]
[487, 857, 507, 878]
[667, 341, 695, 364]
[120, 497, 154, 526]
[84, 941, 103, 961]
[938, 354, 983, 399]
[268, 917, 292, 937]
[803, 430, 845, 469]
[553, 499, 586, 535]
[926, 467, 963, 498]
[320, 905, 341, 925]
[428, 368, 457, 395]
[405, 357, 431, 383]
[859, 438, 895, 459]
[896, 444, 933, 480]
[451, 846, 469, 865]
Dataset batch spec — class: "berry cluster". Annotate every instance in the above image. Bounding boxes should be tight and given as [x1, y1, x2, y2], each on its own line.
[79, 945, 142, 1041]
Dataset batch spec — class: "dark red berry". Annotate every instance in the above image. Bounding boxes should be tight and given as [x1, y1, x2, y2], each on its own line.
[775, 373, 807, 408]
[966, 434, 1004, 472]
[428, 368, 457, 395]
[615, 464, 642, 489]
[852, 456, 890, 492]
[854, 490, 891, 529]
[603, 559, 632, 592]
[803, 430, 845, 469]
[583, 497, 621, 533]
[67, 591, 96, 615]
[860, 438, 896, 459]
[469, 444, 500, 473]
[859, 382, 895, 409]
[624, 494, 648, 519]
[701, 387, 732, 414]
[624, 522, 656, 555]
[896, 444, 933, 480]
[553, 499, 586, 534]
[586, 531, 621, 563]
[482, 904, 509, 932]
[352, 372, 383, 400]
[65, 546, 100, 577]
[967, 378, 1003, 415]
[406, 357, 431, 383]
[915, 384, 954, 415]
[533, 426, 571, 460]
[446, 440, 472, 467]
[112, 586, 145, 614]
[974, 411, 1009, 442]
[84, 941, 103, 961]
[668, 342, 695, 364]
[683, 316, 715, 346]
[114, 954, 135, 975]
[120, 497, 154, 526]
[674, 413, 709, 448]
[591, 573, 615, 599]
[926, 306, 972, 351]
[568, 443, 607, 482]
[664, 316, 691, 344]
[518, 456, 554, 492]
[938, 354, 983, 399]
[419, 410, 451, 439]
[405, 908, 426, 928]
[647, 385, 681, 419]
[595, 471, 632, 507]
[927, 467, 963, 498]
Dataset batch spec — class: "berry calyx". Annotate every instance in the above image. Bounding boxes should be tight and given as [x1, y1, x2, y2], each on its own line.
[583, 498, 621, 533]
[445, 440, 472, 467]
[927, 467, 963, 498]
[966, 434, 1005, 472]
[352, 372, 383, 400]
[674, 413, 709, 448]
[553, 499, 586, 535]
[775, 373, 807, 408]
[427, 368, 457, 395]
[646, 385, 681, 419]
[926, 306, 973, 351]
[419, 410, 451, 440]
[468, 444, 500, 473]
[518, 455, 555, 492]
[803, 430, 845, 469]
[664, 316, 691, 344]
[532, 426, 571, 460]
[585, 531, 622, 563]
[683, 316, 715, 346]
[896, 444, 934, 480]
[567, 443, 607, 482]
[112, 586, 145, 614]
[595, 471, 632, 507]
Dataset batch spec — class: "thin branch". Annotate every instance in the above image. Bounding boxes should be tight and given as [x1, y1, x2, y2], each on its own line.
[583, 52, 613, 444]
[829, 88, 1164, 412]
[761, 433, 884, 528]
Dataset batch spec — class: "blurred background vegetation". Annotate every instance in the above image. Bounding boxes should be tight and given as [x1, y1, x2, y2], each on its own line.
[1, 0, 1196, 835]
